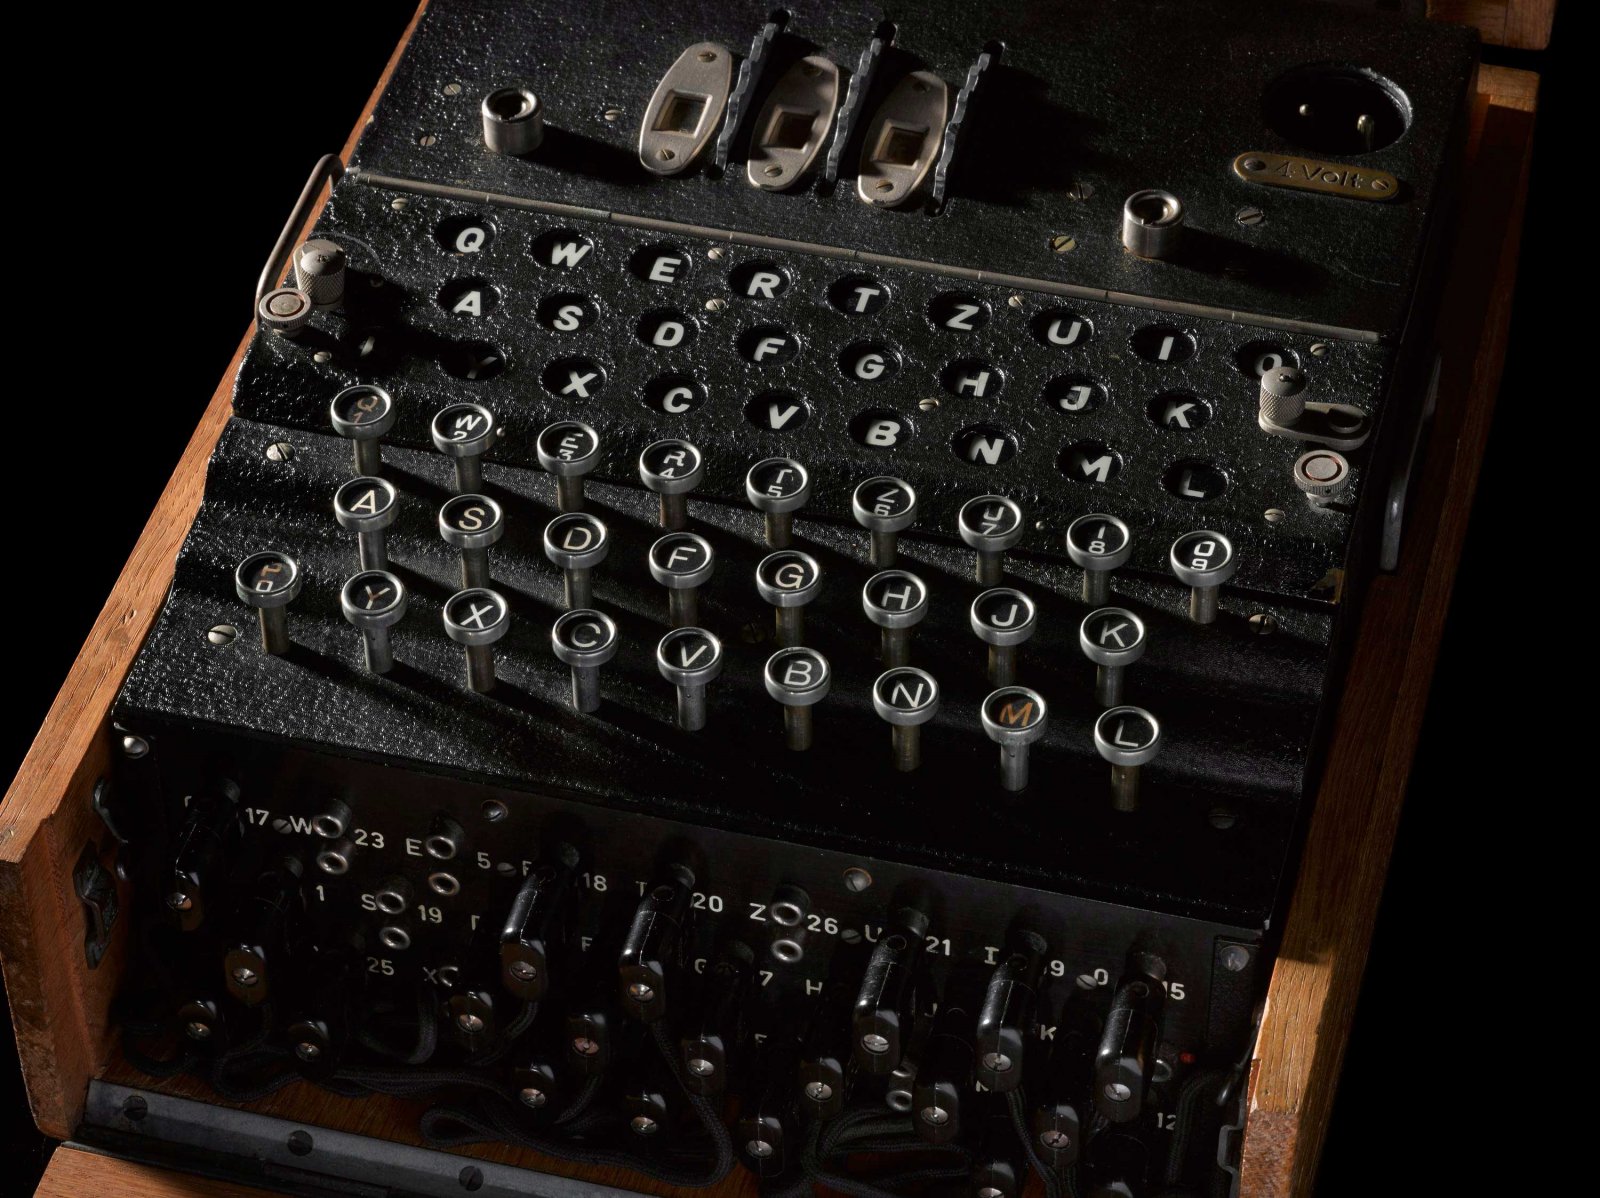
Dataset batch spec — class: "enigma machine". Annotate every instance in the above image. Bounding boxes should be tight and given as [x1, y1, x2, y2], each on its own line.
[0, 3, 1544, 1197]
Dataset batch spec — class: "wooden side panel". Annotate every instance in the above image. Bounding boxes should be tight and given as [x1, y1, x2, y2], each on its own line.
[35, 1146, 286, 1198]
[1429, 0, 1557, 49]
[1238, 65, 1538, 1197]
[0, 2, 428, 1141]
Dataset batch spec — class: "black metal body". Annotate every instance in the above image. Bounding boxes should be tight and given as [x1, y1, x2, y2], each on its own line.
[107, 2, 1479, 1193]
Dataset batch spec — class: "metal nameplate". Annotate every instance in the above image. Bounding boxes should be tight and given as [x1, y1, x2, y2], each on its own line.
[1232, 151, 1400, 201]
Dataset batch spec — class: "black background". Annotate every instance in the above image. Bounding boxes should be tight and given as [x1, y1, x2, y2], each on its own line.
[2, 3, 1567, 1192]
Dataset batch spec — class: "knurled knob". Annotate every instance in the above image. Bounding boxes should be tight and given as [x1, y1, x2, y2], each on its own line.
[1259, 366, 1308, 427]
[294, 239, 346, 308]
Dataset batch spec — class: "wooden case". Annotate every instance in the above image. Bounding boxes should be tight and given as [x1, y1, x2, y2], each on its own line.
[1, 5, 1539, 1195]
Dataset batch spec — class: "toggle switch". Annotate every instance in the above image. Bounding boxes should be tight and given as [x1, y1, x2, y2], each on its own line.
[853, 908, 929, 1074]
[431, 402, 499, 493]
[745, 456, 811, 548]
[481, 86, 545, 155]
[619, 864, 696, 1022]
[1093, 707, 1162, 813]
[294, 238, 346, 308]
[442, 587, 510, 693]
[1079, 608, 1147, 707]
[852, 476, 918, 568]
[438, 494, 504, 589]
[235, 550, 302, 656]
[656, 627, 723, 732]
[535, 419, 602, 513]
[1121, 190, 1184, 260]
[333, 476, 398, 571]
[1066, 513, 1132, 606]
[1259, 365, 1309, 427]
[648, 532, 715, 628]
[638, 438, 704, 531]
[165, 782, 241, 932]
[981, 687, 1048, 793]
[756, 549, 822, 647]
[862, 569, 928, 668]
[339, 570, 408, 674]
[871, 667, 940, 772]
[1293, 448, 1351, 506]
[543, 512, 610, 609]
[1094, 952, 1167, 1123]
[970, 588, 1038, 688]
[1168, 531, 1236, 624]
[680, 941, 754, 1097]
[257, 286, 313, 338]
[958, 495, 1025, 586]
[500, 843, 580, 1001]
[763, 646, 830, 750]
[329, 384, 397, 477]
[550, 609, 618, 713]
[975, 928, 1048, 1092]
[223, 857, 303, 1006]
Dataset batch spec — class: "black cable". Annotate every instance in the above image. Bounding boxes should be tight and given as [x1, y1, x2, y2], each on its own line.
[555, 1074, 601, 1126]
[1007, 1086, 1068, 1198]
[1163, 1069, 1228, 1185]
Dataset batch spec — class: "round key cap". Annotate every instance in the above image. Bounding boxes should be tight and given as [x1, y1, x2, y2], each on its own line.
[442, 587, 510, 693]
[1093, 706, 1162, 812]
[851, 476, 917, 568]
[439, 494, 505, 589]
[745, 457, 811, 548]
[431, 402, 499, 493]
[657, 627, 724, 732]
[1168, 531, 1236, 625]
[544, 513, 610, 610]
[638, 438, 705, 530]
[763, 646, 831, 751]
[871, 667, 940, 772]
[981, 687, 1048, 793]
[333, 476, 398, 571]
[330, 384, 397, 477]
[235, 550, 302, 656]
[551, 609, 618, 713]
[756, 550, 822, 648]
[862, 570, 928, 668]
[970, 588, 1038, 687]
[536, 420, 601, 512]
[340, 570, 407, 674]
[648, 532, 715, 628]
[957, 495, 1025, 586]
[1079, 608, 1147, 707]
[1065, 514, 1132, 606]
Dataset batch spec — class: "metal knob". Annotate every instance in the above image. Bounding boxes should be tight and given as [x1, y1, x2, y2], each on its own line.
[1168, 531, 1236, 625]
[763, 647, 831, 751]
[431, 402, 499, 493]
[294, 238, 346, 308]
[1121, 189, 1184, 260]
[656, 627, 724, 732]
[234, 550, 302, 656]
[980, 687, 1048, 793]
[745, 457, 811, 548]
[648, 532, 715, 628]
[1093, 707, 1162, 812]
[340, 570, 408, 674]
[1078, 608, 1147, 707]
[1065, 514, 1132, 606]
[957, 495, 1025, 586]
[442, 587, 510, 693]
[851, 476, 918, 568]
[332, 476, 398, 571]
[756, 550, 822, 648]
[871, 668, 940, 772]
[535, 420, 601, 512]
[861, 570, 928, 669]
[1259, 366, 1308, 427]
[438, 494, 505, 589]
[638, 438, 705, 530]
[482, 86, 545, 155]
[551, 609, 618, 713]
[329, 384, 397, 477]
[543, 513, 610, 610]
[1292, 449, 1351, 506]
[969, 588, 1038, 688]
[257, 286, 312, 338]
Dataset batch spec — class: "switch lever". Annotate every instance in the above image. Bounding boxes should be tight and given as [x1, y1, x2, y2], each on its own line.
[975, 928, 1047, 1092]
[619, 864, 696, 1023]
[852, 908, 929, 1074]
[500, 844, 580, 1002]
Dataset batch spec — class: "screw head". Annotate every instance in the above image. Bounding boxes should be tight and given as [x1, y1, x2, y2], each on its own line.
[508, 961, 537, 983]
[165, 891, 191, 911]
[390, 197, 409, 212]
[844, 867, 872, 892]
[688, 1057, 715, 1077]
[981, 1051, 1013, 1073]
[1050, 234, 1077, 253]
[746, 1139, 774, 1158]
[1066, 182, 1094, 201]
[122, 735, 150, 759]
[630, 1115, 658, 1135]
[519, 1086, 548, 1108]
[861, 1033, 890, 1055]
[1104, 1081, 1132, 1102]
[185, 1020, 212, 1041]
[1310, 342, 1330, 358]
[1248, 613, 1279, 636]
[603, 106, 623, 122]
[456, 1012, 485, 1034]
[443, 82, 462, 96]
[571, 1036, 600, 1057]
[1222, 944, 1251, 972]
[1040, 1129, 1071, 1151]
[295, 1041, 322, 1061]
[265, 442, 295, 463]
[920, 1105, 949, 1126]
[805, 1081, 834, 1102]
[230, 965, 259, 987]
[1235, 206, 1266, 227]
[628, 981, 655, 1003]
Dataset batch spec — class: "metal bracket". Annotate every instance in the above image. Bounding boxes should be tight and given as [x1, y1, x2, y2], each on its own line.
[73, 843, 118, 968]
[255, 154, 345, 307]
[82, 1081, 653, 1198]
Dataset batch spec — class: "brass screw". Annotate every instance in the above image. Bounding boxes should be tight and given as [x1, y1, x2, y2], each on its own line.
[1309, 342, 1330, 358]
[603, 106, 623, 123]
[442, 83, 462, 97]
[707, 247, 726, 261]
[418, 133, 438, 147]
[390, 197, 409, 212]
[1050, 234, 1077, 253]
[1007, 295, 1024, 309]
